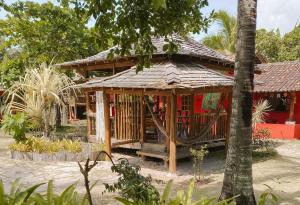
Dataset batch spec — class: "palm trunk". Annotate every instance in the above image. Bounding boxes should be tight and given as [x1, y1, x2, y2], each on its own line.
[55, 104, 61, 128]
[43, 107, 51, 138]
[220, 0, 257, 204]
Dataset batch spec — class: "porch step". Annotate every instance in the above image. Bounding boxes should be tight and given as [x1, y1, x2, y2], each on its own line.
[137, 150, 168, 160]
[142, 143, 166, 152]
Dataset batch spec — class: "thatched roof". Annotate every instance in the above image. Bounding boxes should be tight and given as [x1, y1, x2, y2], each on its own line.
[59, 35, 234, 68]
[254, 61, 300, 93]
[80, 61, 233, 90]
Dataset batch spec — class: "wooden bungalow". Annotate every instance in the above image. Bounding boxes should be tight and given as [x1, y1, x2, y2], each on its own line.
[80, 60, 234, 172]
[254, 61, 300, 139]
[59, 35, 235, 123]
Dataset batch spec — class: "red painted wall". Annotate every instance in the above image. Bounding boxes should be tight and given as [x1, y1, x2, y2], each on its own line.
[253, 91, 300, 124]
[256, 123, 300, 140]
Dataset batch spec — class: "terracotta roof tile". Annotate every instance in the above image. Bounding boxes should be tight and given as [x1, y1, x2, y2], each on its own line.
[254, 61, 300, 93]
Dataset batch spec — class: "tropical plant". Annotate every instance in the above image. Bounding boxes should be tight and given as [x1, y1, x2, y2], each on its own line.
[29, 180, 88, 205]
[0, 179, 44, 205]
[190, 145, 209, 181]
[5, 63, 76, 138]
[252, 100, 273, 151]
[220, 0, 257, 204]
[252, 128, 274, 152]
[104, 159, 160, 205]
[1, 112, 30, 142]
[9, 136, 82, 153]
[202, 10, 237, 55]
[252, 100, 271, 126]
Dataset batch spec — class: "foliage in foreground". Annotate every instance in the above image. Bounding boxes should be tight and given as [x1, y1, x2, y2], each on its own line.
[104, 159, 160, 205]
[0, 179, 87, 205]
[9, 136, 82, 153]
[0, 158, 279, 205]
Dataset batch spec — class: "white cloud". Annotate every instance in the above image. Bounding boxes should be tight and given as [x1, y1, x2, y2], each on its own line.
[257, 0, 300, 35]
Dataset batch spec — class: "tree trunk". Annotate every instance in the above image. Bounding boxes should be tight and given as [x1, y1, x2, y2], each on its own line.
[219, 0, 257, 204]
[43, 107, 51, 138]
[55, 104, 62, 128]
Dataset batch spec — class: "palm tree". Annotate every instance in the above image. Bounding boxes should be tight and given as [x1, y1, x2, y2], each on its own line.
[5, 63, 76, 138]
[219, 1, 257, 205]
[202, 10, 237, 55]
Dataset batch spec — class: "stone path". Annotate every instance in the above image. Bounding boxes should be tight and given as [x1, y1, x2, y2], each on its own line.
[1, 132, 300, 204]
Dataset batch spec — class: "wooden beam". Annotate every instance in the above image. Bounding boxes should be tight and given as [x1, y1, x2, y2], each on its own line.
[175, 86, 232, 95]
[104, 92, 112, 160]
[169, 93, 177, 173]
[225, 92, 233, 154]
[289, 92, 296, 121]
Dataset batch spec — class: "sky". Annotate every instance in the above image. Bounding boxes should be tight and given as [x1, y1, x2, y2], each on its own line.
[1, 0, 300, 40]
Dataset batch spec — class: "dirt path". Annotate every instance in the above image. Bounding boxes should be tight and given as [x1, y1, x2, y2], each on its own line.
[0, 132, 300, 204]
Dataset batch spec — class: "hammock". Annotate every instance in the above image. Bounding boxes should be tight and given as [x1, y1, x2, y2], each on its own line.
[144, 95, 225, 146]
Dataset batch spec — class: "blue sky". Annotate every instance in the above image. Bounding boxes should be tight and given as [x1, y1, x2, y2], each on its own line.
[1, 0, 300, 40]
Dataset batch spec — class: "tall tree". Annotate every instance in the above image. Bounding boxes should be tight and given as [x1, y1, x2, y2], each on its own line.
[0, 1, 100, 88]
[202, 10, 237, 55]
[279, 24, 300, 61]
[256, 29, 281, 62]
[65, 0, 213, 71]
[220, 0, 257, 205]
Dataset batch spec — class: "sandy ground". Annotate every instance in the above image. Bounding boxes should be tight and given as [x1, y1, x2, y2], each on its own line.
[0, 131, 300, 204]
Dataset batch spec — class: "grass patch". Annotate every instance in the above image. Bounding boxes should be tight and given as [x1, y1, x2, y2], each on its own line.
[253, 148, 278, 162]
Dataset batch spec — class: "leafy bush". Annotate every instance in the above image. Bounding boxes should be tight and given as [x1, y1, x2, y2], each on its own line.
[0, 179, 44, 205]
[9, 136, 82, 153]
[253, 128, 274, 151]
[1, 112, 30, 142]
[190, 145, 209, 181]
[104, 159, 160, 205]
[0, 179, 87, 205]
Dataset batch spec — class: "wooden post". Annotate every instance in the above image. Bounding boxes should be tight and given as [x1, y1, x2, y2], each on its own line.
[104, 92, 112, 160]
[85, 92, 91, 137]
[140, 94, 145, 143]
[289, 92, 296, 121]
[169, 93, 177, 173]
[165, 96, 171, 151]
[190, 94, 195, 137]
[225, 92, 233, 153]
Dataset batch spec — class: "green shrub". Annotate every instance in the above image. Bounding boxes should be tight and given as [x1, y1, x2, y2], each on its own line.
[1, 112, 30, 142]
[253, 128, 274, 151]
[9, 137, 82, 153]
[190, 145, 209, 181]
[104, 159, 160, 205]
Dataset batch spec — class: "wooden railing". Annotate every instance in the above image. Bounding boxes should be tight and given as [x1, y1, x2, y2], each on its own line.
[177, 112, 227, 143]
